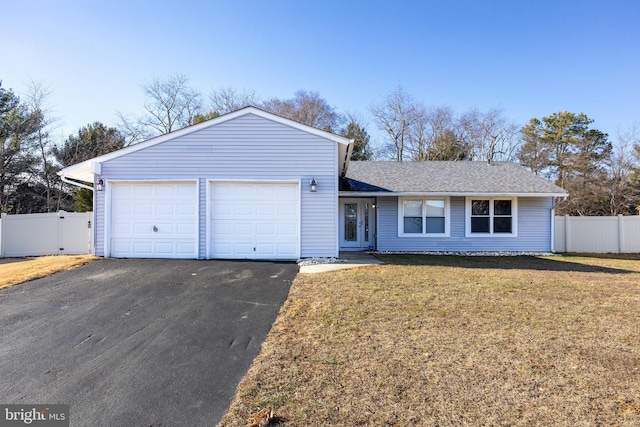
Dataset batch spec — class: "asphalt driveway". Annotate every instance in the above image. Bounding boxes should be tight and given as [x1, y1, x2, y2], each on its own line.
[0, 258, 298, 426]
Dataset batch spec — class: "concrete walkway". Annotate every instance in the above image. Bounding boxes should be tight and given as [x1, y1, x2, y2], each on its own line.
[299, 251, 382, 274]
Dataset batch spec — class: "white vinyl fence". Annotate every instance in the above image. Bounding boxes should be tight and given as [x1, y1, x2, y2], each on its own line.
[0, 211, 93, 257]
[555, 215, 640, 253]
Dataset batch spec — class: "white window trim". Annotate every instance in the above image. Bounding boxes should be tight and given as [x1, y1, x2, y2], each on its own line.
[398, 197, 450, 237]
[465, 197, 518, 237]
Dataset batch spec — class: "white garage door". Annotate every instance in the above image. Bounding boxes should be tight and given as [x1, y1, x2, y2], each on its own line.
[210, 182, 299, 259]
[110, 182, 198, 258]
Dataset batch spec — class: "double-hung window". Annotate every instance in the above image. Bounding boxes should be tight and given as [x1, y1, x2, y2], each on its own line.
[466, 197, 517, 236]
[399, 197, 449, 237]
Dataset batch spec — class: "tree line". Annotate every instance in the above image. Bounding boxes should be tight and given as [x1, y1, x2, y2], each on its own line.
[1, 75, 639, 216]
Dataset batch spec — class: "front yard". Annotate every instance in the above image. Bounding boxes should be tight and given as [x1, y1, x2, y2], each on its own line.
[218, 255, 640, 426]
[0, 255, 95, 289]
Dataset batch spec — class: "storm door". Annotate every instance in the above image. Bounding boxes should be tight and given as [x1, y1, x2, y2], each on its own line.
[339, 198, 375, 250]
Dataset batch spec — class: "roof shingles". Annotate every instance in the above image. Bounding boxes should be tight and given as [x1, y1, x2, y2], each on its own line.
[341, 161, 567, 195]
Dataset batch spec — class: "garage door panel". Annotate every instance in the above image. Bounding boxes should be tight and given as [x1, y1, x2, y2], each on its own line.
[111, 222, 132, 235]
[134, 203, 153, 215]
[212, 204, 233, 217]
[254, 186, 275, 199]
[231, 243, 253, 257]
[256, 204, 275, 216]
[111, 185, 131, 196]
[156, 185, 175, 196]
[210, 182, 299, 259]
[177, 185, 196, 196]
[278, 223, 297, 236]
[256, 223, 274, 235]
[112, 203, 131, 215]
[177, 204, 196, 215]
[155, 242, 174, 254]
[134, 185, 153, 196]
[111, 240, 132, 254]
[278, 243, 298, 255]
[212, 243, 231, 256]
[278, 185, 298, 197]
[132, 223, 152, 235]
[176, 242, 196, 254]
[110, 182, 197, 258]
[213, 222, 233, 236]
[133, 241, 153, 254]
[234, 203, 254, 216]
[234, 223, 253, 235]
[255, 243, 275, 255]
[156, 204, 175, 215]
[277, 202, 297, 215]
[176, 223, 196, 234]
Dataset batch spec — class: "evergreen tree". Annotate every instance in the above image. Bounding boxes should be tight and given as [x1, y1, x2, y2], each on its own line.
[518, 112, 612, 215]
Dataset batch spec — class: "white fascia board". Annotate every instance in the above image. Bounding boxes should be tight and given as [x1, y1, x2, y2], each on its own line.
[246, 108, 352, 146]
[339, 191, 568, 198]
[340, 141, 355, 177]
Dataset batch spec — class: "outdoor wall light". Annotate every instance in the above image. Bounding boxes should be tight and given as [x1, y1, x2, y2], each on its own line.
[310, 178, 318, 192]
[96, 178, 104, 191]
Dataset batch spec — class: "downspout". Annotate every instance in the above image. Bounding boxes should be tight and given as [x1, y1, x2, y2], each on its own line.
[550, 197, 556, 252]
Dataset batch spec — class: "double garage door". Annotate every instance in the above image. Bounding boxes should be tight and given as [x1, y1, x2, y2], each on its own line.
[109, 181, 299, 259]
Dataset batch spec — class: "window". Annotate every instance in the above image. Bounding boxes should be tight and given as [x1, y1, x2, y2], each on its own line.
[466, 197, 517, 236]
[399, 197, 449, 236]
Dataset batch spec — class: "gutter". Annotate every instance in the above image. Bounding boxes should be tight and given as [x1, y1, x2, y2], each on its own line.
[341, 139, 354, 177]
[61, 176, 94, 191]
[338, 191, 569, 198]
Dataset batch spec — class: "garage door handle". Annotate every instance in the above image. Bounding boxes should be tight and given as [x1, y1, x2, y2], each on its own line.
[153, 226, 158, 232]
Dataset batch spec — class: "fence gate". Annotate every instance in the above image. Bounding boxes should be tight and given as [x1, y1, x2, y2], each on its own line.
[0, 211, 93, 257]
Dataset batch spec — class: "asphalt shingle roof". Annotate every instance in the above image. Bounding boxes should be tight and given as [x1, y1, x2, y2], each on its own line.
[341, 161, 567, 195]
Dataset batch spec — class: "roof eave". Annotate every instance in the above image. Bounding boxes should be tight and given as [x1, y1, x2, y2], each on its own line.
[339, 191, 569, 197]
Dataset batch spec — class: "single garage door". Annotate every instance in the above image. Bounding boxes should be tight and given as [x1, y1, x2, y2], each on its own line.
[210, 182, 299, 259]
[110, 181, 198, 258]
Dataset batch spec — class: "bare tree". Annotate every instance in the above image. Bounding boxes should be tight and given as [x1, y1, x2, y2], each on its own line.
[24, 80, 61, 212]
[118, 73, 203, 144]
[209, 87, 260, 115]
[262, 90, 342, 132]
[115, 112, 153, 145]
[405, 105, 470, 161]
[142, 73, 202, 133]
[459, 108, 521, 163]
[369, 84, 417, 161]
[406, 103, 429, 161]
[607, 124, 640, 214]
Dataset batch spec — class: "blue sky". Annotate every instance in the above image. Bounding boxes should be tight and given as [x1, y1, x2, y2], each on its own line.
[2, 0, 639, 145]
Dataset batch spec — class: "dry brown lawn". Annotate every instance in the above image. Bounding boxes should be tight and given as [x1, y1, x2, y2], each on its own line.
[218, 255, 640, 426]
[0, 255, 95, 289]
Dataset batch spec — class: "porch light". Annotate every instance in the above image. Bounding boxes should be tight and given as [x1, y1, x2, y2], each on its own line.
[310, 178, 317, 192]
[96, 178, 104, 191]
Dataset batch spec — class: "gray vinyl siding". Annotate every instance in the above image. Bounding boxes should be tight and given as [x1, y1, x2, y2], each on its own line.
[94, 175, 104, 256]
[95, 113, 339, 258]
[377, 196, 553, 252]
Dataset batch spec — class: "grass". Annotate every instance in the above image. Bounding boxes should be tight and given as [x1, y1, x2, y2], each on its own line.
[0, 255, 95, 289]
[218, 255, 640, 426]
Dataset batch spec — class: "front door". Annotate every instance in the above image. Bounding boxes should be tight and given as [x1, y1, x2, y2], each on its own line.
[339, 198, 375, 250]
